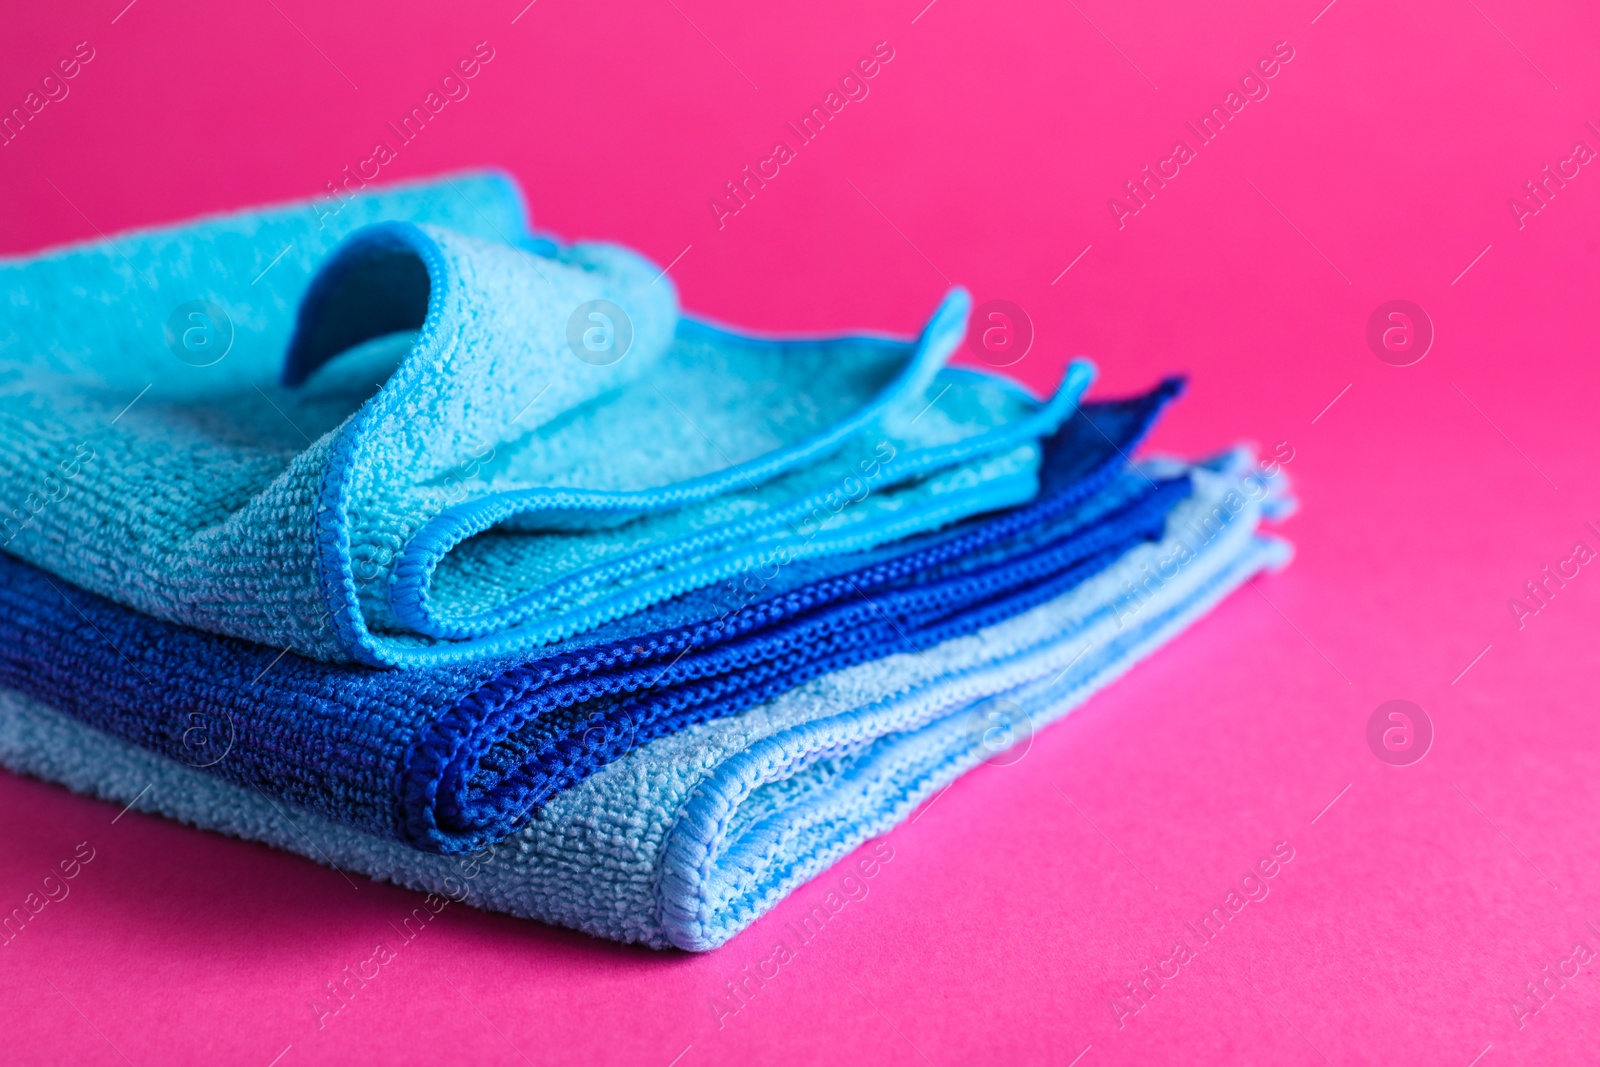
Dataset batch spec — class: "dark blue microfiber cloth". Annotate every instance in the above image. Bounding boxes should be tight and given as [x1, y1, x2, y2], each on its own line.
[0, 380, 1185, 854]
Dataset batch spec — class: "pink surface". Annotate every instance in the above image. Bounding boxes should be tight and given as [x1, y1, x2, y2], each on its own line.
[2, 0, 1598, 1063]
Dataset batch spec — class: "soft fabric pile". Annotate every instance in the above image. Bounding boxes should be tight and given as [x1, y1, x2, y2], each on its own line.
[0, 172, 1291, 950]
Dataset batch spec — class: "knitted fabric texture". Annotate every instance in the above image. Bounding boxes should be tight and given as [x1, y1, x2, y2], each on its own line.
[0, 387, 1187, 854]
[0, 451, 1292, 950]
[0, 171, 1092, 667]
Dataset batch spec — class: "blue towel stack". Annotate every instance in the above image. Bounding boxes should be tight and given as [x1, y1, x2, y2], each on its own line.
[0, 173, 1291, 950]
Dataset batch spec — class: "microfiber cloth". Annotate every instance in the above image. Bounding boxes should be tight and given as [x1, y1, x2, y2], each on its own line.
[0, 385, 1187, 855]
[0, 170, 1093, 667]
[0, 450, 1292, 950]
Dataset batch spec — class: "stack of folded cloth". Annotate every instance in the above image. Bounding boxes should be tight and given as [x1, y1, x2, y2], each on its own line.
[0, 172, 1291, 950]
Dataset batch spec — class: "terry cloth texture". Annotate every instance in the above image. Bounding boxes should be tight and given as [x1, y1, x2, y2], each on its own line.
[0, 170, 1093, 668]
[0, 451, 1292, 950]
[0, 385, 1187, 855]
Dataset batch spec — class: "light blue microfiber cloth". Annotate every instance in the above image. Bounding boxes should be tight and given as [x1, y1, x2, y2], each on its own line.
[0, 172, 1091, 666]
[0, 451, 1291, 950]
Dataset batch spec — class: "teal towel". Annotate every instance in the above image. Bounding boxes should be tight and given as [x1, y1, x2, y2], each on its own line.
[0, 173, 1090, 666]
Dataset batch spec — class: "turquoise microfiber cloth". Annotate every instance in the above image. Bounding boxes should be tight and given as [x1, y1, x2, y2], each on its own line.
[0, 172, 1091, 666]
[0, 451, 1292, 950]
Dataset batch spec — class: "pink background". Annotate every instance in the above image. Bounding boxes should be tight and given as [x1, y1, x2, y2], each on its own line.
[3, 0, 1599, 1063]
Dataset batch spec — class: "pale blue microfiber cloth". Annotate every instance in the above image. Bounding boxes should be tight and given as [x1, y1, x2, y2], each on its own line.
[0, 451, 1291, 950]
[0, 172, 1091, 667]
